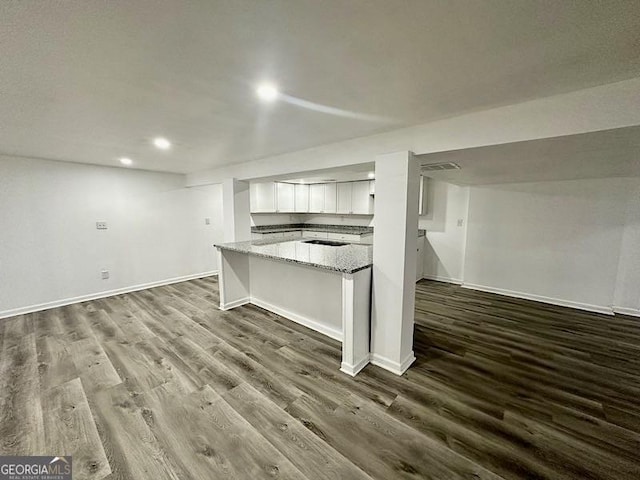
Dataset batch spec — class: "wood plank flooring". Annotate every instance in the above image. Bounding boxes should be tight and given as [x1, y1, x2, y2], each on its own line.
[1, 277, 640, 479]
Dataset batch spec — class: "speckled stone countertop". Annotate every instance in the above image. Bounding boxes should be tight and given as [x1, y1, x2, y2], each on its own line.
[251, 223, 425, 236]
[251, 223, 373, 235]
[215, 238, 373, 274]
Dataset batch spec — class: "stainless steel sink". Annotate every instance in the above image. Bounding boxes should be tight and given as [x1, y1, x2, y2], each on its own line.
[302, 239, 349, 246]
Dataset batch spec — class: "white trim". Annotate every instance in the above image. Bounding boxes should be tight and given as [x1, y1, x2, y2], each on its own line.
[250, 297, 343, 342]
[340, 355, 370, 377]
[461, 282, 614, 315]
[370, 351, 416, 376]
[0, 271, 219, 320]
[220, 297, 250, 311]
[613, 306, 640, 318]
[421, 275, 463, 285]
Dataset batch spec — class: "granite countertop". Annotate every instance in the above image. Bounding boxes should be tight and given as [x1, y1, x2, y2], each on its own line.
[215, 238, 373, 274]
[252, 223, 425, 237]
[251, 223, 373, 235]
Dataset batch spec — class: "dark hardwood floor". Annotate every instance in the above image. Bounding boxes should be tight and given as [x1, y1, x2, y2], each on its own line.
[1, 277, 639, 479]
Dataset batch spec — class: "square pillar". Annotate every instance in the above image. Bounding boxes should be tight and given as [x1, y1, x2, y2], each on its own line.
[222, 178, 251, 243]
[370, 151, 420, 375]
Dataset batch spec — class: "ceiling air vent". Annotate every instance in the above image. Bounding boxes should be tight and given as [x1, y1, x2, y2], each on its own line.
[421, 162, 461, 171]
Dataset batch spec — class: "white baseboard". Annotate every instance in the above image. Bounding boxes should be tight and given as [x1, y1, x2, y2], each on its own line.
[340, 355, 370, 377]
[0, 271, 218, 320]
[421, 275, 463, 285]
[461, 282, 614, 316]
[220, 297, 250, 311]
[250, 297, 343, 342]
[370, 351, 416, 376]
[613, 306, 640, 318]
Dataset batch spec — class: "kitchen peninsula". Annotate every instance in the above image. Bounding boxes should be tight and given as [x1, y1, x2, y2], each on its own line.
[215, 237, 373, 376]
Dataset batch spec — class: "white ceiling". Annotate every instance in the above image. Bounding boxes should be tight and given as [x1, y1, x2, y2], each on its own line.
[2, 1, 640, 174]
[418, 126, 640, 185]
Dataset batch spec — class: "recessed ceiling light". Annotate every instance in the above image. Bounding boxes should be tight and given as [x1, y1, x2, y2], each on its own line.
[119, 157, 133, 166]
[256, 83, 279, 102]
[153, 137, 171, 150]
[368, 172, 375, 179]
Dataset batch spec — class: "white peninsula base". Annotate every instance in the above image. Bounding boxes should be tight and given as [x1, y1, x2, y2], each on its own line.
[217, 248, 372, 376]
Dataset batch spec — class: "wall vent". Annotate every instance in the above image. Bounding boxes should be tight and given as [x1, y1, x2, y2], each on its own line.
[421, 162, 461, 171]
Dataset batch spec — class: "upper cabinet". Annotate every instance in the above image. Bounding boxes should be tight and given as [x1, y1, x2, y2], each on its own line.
[276, 182, 295, 212]
[352, 181, 373, 214]
[324, 183, 337, 213]
[337, 181, 373, 214]
[251, 180, 375, 215]
[309, 184, 324, 213]
[250, 182, 276, 213]
[294, 184, 309, 213]
[337, 182, 352, 214]
[418, 176, 428, 216]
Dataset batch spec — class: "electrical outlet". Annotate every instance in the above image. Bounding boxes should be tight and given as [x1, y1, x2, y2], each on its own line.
[96, 222, 108, 230]
[101, 270, 109, 280]
[457, 219, 464, 227]
[205, 218, 211, 225]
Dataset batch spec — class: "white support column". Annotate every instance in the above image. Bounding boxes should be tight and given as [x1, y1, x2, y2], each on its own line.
[222, 178, 251, 243]
[340, 268, 372, 376]
[370, 151, 420, 375]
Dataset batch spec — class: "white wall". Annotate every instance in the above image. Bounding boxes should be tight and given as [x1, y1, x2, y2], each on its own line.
[419, 179, 469, 283]
[463, 178, 638, 314]
[613, 182, 640, 315]
[250, 214, 298, 227]
[0, 155, 223, 318]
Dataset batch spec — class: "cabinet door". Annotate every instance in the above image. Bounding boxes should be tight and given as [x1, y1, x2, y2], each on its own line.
[324, 183, 337, 213]
[419, 176, 428, 216]
[309, 184, 324, 213]
[276, 183, 295, 212]
[328, 232, 361, 243]
[251, 182, 276, 212]
[294, 184, 309, 213]
[351, 181, 372, 214]
[336, 182, 352, 214]
[306, 230, 328, 239]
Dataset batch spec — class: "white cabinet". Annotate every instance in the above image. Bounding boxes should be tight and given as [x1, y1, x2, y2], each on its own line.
[352, 181, 372, 214]
[309, 184, 324, 213]
[337, 183, 352, 214]
[254, 230, 302, 240]
[327, 232, 362, 243]
[308, 183, 337, 213]
[336, 181, 373, 215]
[416, 236, 425, 281]
[305, 230, 328, 239]
[324, 183, 337, 213]
[276, 182, 295, 213]
[252, 181, 373, 215]
[294, 184, 309, 213]
[250, 182, 277, 213]
[419, 176, 428, 216]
